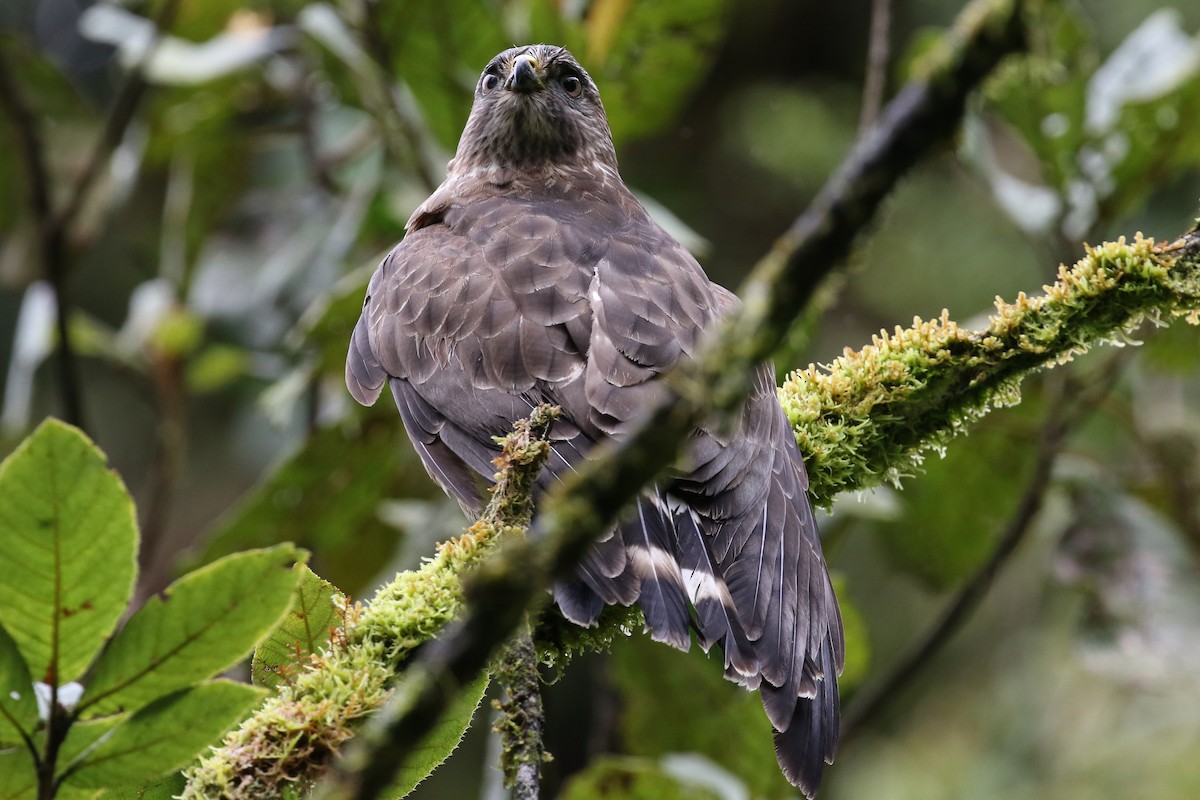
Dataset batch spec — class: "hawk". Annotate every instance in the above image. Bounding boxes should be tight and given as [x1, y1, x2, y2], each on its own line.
[346, 44, 844, 796]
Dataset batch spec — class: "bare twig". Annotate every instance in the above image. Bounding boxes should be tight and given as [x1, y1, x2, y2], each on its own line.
[859, 0, 893, 136]
[135, 351, 188, 600]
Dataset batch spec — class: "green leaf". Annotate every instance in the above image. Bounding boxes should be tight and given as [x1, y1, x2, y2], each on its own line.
[63, 680, 264, 790]
[387, 672, 489, 798]
[873, 405, 1041, 590]
[0, 619, 37, 746]
[0, 745, 36, 799]
[95, 771, 186, 800]
[0, 419, 137, 685]
[609, 635, 793, 797]
[252, 565, 342, 689]
[80, 546, 303, 716]
[558, 756, 723, 800]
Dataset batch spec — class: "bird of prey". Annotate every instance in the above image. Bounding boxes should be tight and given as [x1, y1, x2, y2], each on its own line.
[346, 44, 844, 796]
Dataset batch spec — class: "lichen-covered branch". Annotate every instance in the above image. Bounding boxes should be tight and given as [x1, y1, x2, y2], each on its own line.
[181, 406, 558, 798]
[493, 622, 549, 799]
[784, 232, 1200, 506]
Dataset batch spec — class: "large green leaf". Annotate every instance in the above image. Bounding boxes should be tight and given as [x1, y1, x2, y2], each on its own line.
[63, 680, 264, 790]
[387, 672, 489, 798]
[558, 756, 723, 800]
[873, 404, 1042, 590]
[0, 619, 37, 746]
[252, 565, 341, 689]
[80, 546, 303, 716]
[0, 419, 137, 685]
[609, 635, 793, 798]
[96, 772, 186, 800]
[0, 745, 36, 799]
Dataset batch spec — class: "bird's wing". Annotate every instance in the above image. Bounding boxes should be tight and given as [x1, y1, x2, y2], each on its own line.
[346, 192, 638, 606]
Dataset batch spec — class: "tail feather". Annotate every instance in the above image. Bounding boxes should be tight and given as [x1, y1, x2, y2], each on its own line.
[773, 632, 841, 799]
[623, 496, 692, 651]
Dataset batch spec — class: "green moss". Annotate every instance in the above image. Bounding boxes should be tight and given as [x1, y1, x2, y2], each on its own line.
[782, 234, 1200, 505]
[182, 408, 559, 799]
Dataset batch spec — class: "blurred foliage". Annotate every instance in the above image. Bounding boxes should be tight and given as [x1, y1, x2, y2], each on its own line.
[558, 756, 725, 800]
[610, 634, 795, 798]
[0, 0, 1199, 797]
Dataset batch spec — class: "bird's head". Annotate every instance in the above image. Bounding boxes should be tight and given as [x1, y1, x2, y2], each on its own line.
[449, 45, 619, 178]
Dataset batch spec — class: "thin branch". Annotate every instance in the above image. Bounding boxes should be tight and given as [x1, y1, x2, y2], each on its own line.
[493, 622, 548, 800]
[0, 45, 83, 427]
[859, 0, 893, 136]
[53, 0, 183, 234]
[0, 47, 53, 223]
[840, 414, 1062, 739]
[135, 351, 188, 601]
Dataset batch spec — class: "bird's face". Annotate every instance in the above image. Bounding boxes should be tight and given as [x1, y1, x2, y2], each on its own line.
[452, 45, 618, 175]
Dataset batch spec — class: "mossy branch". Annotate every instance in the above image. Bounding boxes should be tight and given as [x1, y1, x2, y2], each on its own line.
[181, 406, 559, 798]
[492, 623, 550, 799]
[785, 232, 1200, 505]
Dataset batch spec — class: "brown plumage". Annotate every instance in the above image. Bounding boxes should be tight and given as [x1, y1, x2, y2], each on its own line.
[346, 44, 844, 796]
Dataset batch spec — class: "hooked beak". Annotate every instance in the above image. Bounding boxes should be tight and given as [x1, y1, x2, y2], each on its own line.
[506, 53, 543, 94]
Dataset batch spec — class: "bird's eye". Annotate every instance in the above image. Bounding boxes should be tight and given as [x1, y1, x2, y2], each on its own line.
[561, 75, 583, 97]
[481, 73, 500, 92]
